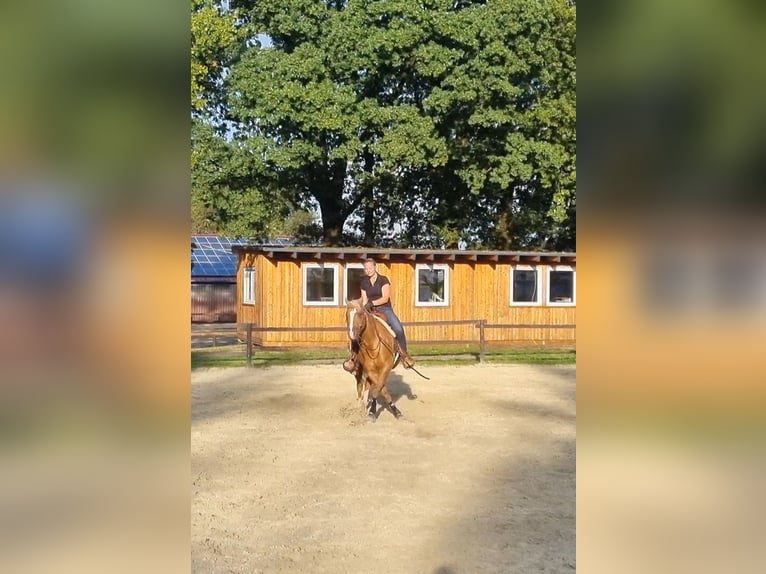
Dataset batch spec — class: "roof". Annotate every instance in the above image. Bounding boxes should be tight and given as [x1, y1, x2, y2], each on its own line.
[192, 236, 242, 277]
[232, 245, 575, 265]
[192, 235, 299, 277]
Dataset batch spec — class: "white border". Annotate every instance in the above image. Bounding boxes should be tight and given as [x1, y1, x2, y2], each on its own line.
[243, 266, 255, 305]
[546, 265, 576, 306]
[344, 263, 365, 302]
[509, 265, 542, 306]
[302, 263, 339, 306]
[415, 263, 450, 307]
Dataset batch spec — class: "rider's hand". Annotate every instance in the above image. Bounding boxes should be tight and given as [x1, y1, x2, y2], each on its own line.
[364, 300, 374, 312]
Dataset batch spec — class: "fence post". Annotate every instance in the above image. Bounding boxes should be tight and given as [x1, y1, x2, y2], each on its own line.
[246, 323, 253, 368]
[478, 320, 486, 362]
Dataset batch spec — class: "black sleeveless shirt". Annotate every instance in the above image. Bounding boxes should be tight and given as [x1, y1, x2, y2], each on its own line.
[360, 274, 392, 308]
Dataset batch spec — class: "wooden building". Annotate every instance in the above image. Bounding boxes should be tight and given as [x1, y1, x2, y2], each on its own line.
[192, 235, 295, 323]
[191, 235, 242, 323]
[232, 246, 576, 347]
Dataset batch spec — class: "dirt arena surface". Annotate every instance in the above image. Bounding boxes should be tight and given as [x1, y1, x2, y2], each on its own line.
[192, 363, 575, 574]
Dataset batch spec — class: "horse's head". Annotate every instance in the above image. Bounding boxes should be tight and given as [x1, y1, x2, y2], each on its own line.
[346, 298, 367, 344]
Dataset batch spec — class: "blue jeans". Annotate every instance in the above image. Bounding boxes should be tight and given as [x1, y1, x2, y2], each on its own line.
[376, 306, 408, 351]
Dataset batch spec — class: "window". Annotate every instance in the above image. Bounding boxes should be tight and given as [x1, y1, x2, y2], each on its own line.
[510, 266, 541, 305]
[243, 267, 255, 304]
[415, 264, 450, 307]
[302, 263, 339, 306]
[547, 266, 576, 306]
[345, 264, 366, 302]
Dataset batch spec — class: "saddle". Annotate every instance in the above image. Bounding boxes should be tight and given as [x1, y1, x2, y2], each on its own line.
[370, 312, 403, 366]
[371, 312, 396, 337]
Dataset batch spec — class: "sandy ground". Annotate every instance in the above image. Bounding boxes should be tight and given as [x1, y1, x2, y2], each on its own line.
[192, 363, 575, 574]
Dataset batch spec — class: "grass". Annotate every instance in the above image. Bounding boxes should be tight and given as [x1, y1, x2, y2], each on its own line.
[191, 343, 575, 369]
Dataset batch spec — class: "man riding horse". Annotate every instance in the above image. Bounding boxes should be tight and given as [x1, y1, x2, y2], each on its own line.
[343, 258, 415, 373]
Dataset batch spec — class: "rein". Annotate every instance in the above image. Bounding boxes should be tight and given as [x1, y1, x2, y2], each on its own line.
[355, 310, 430, 379]
[356, 311, 395, 361]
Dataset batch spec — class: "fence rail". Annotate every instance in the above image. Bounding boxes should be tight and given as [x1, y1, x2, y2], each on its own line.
[192, 320, 575, 366]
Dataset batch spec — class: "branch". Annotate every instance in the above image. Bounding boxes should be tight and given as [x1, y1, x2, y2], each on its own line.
[342, 189, 367, 221]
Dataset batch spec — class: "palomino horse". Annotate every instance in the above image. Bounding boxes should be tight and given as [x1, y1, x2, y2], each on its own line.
[345, 298, 402, 420]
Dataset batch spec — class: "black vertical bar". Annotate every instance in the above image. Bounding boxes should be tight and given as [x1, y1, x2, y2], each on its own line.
[246, 323, 253, 368]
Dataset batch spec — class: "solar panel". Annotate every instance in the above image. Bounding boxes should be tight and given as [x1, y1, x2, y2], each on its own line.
[268, 236, 295, 246]
[192, 235, 249, 250]
[191, 235, 298, 277]
[191, 240, 242, 277]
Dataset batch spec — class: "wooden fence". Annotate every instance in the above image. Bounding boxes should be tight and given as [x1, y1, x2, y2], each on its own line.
[192, 320, 575, 367]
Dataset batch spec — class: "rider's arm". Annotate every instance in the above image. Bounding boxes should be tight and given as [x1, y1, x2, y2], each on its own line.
[376, 283, 391, 306]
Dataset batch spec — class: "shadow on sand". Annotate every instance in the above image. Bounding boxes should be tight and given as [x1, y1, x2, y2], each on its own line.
[385, 372, 419, 402]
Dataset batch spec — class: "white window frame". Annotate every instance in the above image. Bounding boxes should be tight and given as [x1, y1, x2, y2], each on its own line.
[344, 263, 365, 303]
[302, 263, 340, 306]
[546, 265, 576, 306]
[415, 263, 450, 307]
[243, 266, 255, 305]
[510, 265, 542, 306]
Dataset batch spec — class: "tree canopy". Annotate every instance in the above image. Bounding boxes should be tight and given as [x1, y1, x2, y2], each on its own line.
[192, 0, 575, 249]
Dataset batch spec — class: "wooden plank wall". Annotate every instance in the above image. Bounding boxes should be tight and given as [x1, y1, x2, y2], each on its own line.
[235, 253, 261, 343]
[236, 256, 575, 346]
[264, 259, 347, 345]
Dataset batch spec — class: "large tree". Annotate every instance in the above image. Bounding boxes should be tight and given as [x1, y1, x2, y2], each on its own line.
[192, 0, 576, 248]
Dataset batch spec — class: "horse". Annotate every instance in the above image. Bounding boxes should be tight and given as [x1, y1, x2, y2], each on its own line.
[345, 298, 403, 420]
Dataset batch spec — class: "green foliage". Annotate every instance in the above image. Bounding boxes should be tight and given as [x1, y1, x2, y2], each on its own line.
[192, 0, 576, 249]
[191, 118, 290, 237]
[191, 1, 242, 114]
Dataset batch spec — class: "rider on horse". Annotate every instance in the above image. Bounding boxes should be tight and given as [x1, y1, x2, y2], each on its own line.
[343, 258, 415, 372]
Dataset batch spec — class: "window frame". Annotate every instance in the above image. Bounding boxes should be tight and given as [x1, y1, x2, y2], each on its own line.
[243, 266, 255, 305]
[302, 263, 340, 306]
[509, 265, 542, 306]
[344, 263, 366, 303]
[546, 265, 576, 307]
[414, 263, 450, 307]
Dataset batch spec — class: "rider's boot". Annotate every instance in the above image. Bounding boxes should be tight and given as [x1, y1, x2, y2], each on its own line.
[342, 353, 357, 372]
[398, 346, 415, 369]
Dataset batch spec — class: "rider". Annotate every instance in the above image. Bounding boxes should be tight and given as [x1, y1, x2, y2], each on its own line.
[343, 258, 415, 371]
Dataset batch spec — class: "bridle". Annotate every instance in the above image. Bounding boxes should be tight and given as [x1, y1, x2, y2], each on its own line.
[349, 307, 391, 360]
[348, 307, 366, 342]
[347, 303, 431, 380]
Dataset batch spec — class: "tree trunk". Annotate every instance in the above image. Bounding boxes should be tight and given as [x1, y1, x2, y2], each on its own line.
[315, 159, 348, 246]
[362, 149, 375, 246]
[321, 213, 344, 246]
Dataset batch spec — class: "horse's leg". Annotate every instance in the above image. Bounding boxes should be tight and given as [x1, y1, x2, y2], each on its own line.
[356, 369, 369, 409]
[381, 391, 402, 419]
[355, 366, 363, 399]
[378, 372, 402, 419]
[365, 391, 377, 419]
[365, 374, 384, 420]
